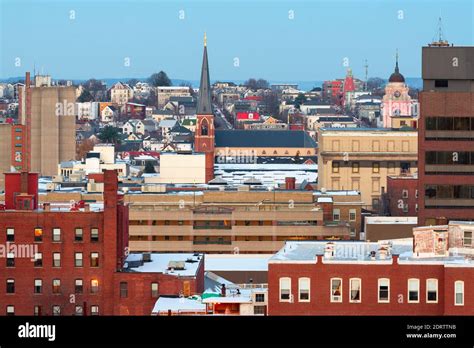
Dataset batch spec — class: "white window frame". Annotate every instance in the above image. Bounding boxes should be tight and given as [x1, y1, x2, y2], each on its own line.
[91, 305, 99, 315]
[298, 277, 310, 302]
[332, 209, 341, 222]
[6, 305, 14, 315]
[279, 277, 291, 302]
[330, 278, 343, 303]
[455, 281, 464, 306]
[6, 228, 14, 241]
[402, 189, 409, 198]
[75, 252, 83, 267]
[349, 209, 356, 222]
[378, 278, 390, 303]
[52, 228, 61, 242]
[349, 278, 362, 303]
[408, 278, 420, 303]
[463, 231, 472, 247]
[426, 279, 438, 303]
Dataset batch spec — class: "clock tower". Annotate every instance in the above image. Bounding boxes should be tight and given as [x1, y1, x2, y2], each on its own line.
[194, 33, 215, 182]
[382, 51, 417, 128]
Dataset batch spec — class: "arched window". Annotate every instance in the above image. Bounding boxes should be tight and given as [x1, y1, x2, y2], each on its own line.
[200, 118, 209, 136]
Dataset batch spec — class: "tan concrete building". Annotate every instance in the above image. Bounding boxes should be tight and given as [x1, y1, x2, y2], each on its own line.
[124, 189, 360, 254]
[156, 86, 191, 108]
[317, 128, 418, 211]
[29, 85, 76, 176]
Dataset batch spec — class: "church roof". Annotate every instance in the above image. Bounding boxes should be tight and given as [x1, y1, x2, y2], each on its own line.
[215, 130, 317, 148]
[196, 36, 213, 115]
[388, 54, 405, 83]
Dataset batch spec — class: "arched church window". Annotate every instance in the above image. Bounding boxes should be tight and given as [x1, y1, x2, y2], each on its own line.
[200, 118, 209, 136]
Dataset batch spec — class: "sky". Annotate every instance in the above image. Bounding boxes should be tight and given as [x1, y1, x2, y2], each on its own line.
[0, 0, 473, 82]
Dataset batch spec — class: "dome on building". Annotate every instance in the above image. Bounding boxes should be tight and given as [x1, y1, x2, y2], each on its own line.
[388, 52, 405, 83]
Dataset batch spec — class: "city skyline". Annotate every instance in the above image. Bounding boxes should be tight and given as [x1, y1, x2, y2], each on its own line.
[1, 0, 473, 82]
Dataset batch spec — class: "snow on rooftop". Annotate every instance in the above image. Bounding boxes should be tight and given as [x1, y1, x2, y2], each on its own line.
[215, 163, 317, 171]
[365, 216, 417, 224]
[124, 253, 202, 277]
[205, 254, 272, 272]
[152, 297, 206, 314]
[213, 170, 317, 186]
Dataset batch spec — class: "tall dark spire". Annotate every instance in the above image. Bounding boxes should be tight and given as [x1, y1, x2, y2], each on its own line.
[196, 33, 213, 115]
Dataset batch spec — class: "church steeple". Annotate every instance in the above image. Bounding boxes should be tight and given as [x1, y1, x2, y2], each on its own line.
[389, 49, 405, 83]
[196, 33, 212, 115]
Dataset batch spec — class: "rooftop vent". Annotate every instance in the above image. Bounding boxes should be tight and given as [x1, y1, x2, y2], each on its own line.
[168, 261, 185, 271]
[143, 253, 152, 262]
[324, 242, 335, 259]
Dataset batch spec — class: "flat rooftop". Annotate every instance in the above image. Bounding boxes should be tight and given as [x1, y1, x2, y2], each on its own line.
[205, 254, 272, 272]
[270, 240, 474, 266]
[124, 253, 203, 277]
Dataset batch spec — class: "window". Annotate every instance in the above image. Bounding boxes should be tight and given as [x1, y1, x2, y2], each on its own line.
[255, 293, 265, 303]
[90, 252, 99, 267]
[151, 283, 159, 298]
[52, 305, 61, 316]
[378, 278, 390, 303]
[91, 305, 99, 316]
[34, 228, 43, 242]
[349, 209, 356, 222]
[402, 190, 408, 198]
[434, 79, 448, 88]
[298, 278, 310, 302]
[455, 281, 464, 306]
[91, 228, 99, 242]
[34, 306, 41, 316]
[75, 305, 83, 316]
[52, 228, 61, 242]
[279, 277, 291, 302]
[75, 279, 83, 294]
[402, 204, 409, 213]
[372, 198, 380, 210]
[372, 162, 380, 173]
[464, 231, 472, 247]
[332, 209, 341, 221]
[426, 279, 438, 303]
[52, 253, 61, 267]
[6, 228, 14, 242]
[330, 278, 342, 302]
[34, 253, 43, 267]
[75, 228, 83, 242]
[332, 161, 340, 173]
[349, 278, 361, 303]
[75, 252, 83, 267]
[120, 282, 128, 298]
[6, 279, 15, 294]
[253, 306, 266, 315]
[52, 279, 61, 294]
[6, 253, 14, 267]
[352, 162, 359, 173]
[408, 279, 420, 303]
[90, 279, 99, 294]
[6, 305, 14, 316]
[34, 279, 42, 294]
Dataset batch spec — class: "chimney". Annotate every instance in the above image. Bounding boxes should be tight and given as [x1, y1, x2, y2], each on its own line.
[43, 203, 51, 211]
[285, 177, 296, 190]
[84, 204, 90, 212]
[324, 242, 335, 259]
[221, 284, 226, 297]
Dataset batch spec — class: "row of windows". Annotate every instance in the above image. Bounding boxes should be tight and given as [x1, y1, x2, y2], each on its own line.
[426, 151, 474, 165]
[279, 278, 465, 306]
[4, 279, 160, 298]
[5, 305, 99, 316]
[5, 252, 100, 268]
[4, 228, 99, 243]
[332, 162, 411, 174]
[332, 209, 357, 222]
[425, 185, 474, 200]
[425, 117, 474, 131]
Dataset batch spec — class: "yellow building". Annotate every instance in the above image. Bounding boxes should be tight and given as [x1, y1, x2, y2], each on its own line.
[317, 128, 418, 210]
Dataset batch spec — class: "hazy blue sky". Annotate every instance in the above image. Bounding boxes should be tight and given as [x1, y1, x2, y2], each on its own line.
[0, 0, 473, 82]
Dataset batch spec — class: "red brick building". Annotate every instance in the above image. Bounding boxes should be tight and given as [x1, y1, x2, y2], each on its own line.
[385, 175, 418, 216]
[418, 45, 474, 226]
[0, 170, 204, 316]
[268, 239, 474, 316]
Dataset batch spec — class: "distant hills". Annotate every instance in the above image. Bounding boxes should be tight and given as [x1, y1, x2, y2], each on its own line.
[0, 77, 423, 91]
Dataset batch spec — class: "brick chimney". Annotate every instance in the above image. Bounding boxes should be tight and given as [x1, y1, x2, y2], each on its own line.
[285, 177, 296, 190]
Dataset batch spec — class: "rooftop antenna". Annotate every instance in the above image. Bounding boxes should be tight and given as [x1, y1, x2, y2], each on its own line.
[429, 17, 450, 47]
[364, 59, 369, 91]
